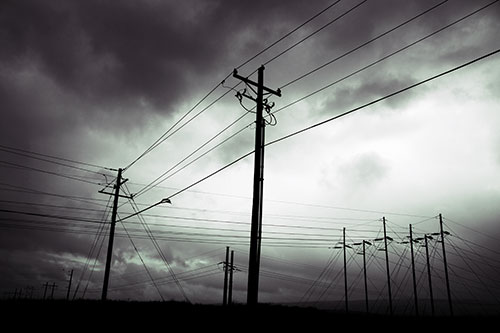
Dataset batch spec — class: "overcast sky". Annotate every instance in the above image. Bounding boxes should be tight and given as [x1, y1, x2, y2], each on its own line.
[1, 0, 499, 313]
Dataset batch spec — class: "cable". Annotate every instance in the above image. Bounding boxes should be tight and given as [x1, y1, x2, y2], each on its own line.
[123, 0, 345, 171]
[263, 0, 368, 66]
[132, 111, 251, 198]
[118, 48, 500, 224]
[0, 160, 101, 186]
[0, 144, 112, 171]
[280, 0, 449, 89]
[119, 217, 165, 301]
[266, 48, 500, 146]
[273, 0, 500, 115]
[123, 187, 191, 303]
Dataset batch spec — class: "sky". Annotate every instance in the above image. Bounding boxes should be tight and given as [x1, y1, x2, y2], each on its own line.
[1, 0, 499, 313]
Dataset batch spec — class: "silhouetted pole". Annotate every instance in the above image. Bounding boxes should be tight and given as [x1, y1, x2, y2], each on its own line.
[409, 225, 419, 316]
[228, 250, 234, 305]
[50, 282, 57, 299]
[223, 246, 230, 306]
[233, 66, 281, 305]
[383, 217, 393, 315]
[363, 240, 370, 314]
[102, 168, 123, 301]
[439, 213, 453, 316]
[424, 234, 435, 316]
[43, 282, 49, 300]
[66, 269, 73, 301]
[343, 227, 348, 313]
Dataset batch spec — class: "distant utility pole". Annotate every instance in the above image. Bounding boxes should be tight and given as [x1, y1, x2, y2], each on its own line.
[223, 246, 230, 306]
[409, 225, 419, 317]
[233, 66, 281, 306]
[439, 214, 453, 316]
[343, 227, 348, 313]
[424, 234, 435, 316]
[228, 250, 235, 305]
[50, 282, 57, 299]
[66, 269, 74, 301]
[100, 168, 131, 301]
[43, 282, 49, 300]
[382, 217, 393, 316]
[362, 240, 371, 314]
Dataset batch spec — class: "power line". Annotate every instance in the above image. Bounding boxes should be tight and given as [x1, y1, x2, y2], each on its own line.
[274, 0, 500, 114]
[118, 48, 500, 223]
[0, 160, 102, 186]
[280, 0, 449, 89]
[266, 48, 500, 147]
[123, 0, 345, 171]
[132, 111, 251, 198]
[263, 0, 368, 66]
[0, 144, 112, 173]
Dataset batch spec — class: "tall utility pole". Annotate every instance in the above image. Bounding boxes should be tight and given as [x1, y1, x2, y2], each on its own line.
[66, 269, 73, 301]
[343, 227, 348, 313]
[223, 246, 230, 306]
[101, 168, 130, 301]
[439, 214, 453, 316]
[424, 234, 435, 316]
[409, 225, 419, 316]
[362, 240, 371, 314]
[382, 217, 393, 316]
[228, 250, 234, 305]
[233, 66, 281, 305]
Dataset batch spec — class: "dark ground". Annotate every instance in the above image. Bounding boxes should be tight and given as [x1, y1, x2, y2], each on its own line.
[0, 299, 497, 329]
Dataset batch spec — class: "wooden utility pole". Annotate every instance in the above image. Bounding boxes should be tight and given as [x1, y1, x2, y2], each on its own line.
[66, 269, 73, 301]
[424, 234, 435, 316]
[228, 250, 234, 305]
[362, 240, 371, 314]
[343, 227, 348, 313]
[101, 168, 130, 301]
[233, 66, 281, 305]
[409, 225, 419, 316]
[223, 246, 230, 306]
[439, 214, 453, 316]
[42, 282, 49, 300]
[382, 217, 393, 315]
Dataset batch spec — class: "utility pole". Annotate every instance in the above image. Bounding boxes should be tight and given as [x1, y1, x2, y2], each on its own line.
[424, 234, 435, 316]
[66, 269, 73, 301]
[223, 246, 230, 306]
[343, 227, 348, 313]
[362, 240, 371, 314]
[439, 214, 453, 316]
[43, 282, 49, 300]
[100, 168, 130, 301]
[233, 66, 281, 306]
[228, 250, 234, 305]
[382, 217, 393, 316]
[409, 225, 419, 316]
[50, 282, 57, 299]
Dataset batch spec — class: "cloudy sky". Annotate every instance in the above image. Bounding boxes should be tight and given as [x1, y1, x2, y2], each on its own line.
[1, 0, 499, 313]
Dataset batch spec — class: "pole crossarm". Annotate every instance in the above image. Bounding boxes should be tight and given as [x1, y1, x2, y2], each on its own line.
[233, 67, 282, 97]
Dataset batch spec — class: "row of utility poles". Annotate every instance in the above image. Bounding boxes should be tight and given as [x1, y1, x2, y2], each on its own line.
[96, 66, 454, 317]
[338, 215, 453, 316]
[5, 269, 74, 301]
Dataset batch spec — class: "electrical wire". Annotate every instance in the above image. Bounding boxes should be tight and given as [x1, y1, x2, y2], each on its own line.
[263, 0, 368, 66]
[280, 0, 449, 89]
[123, 0, 344, 172]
